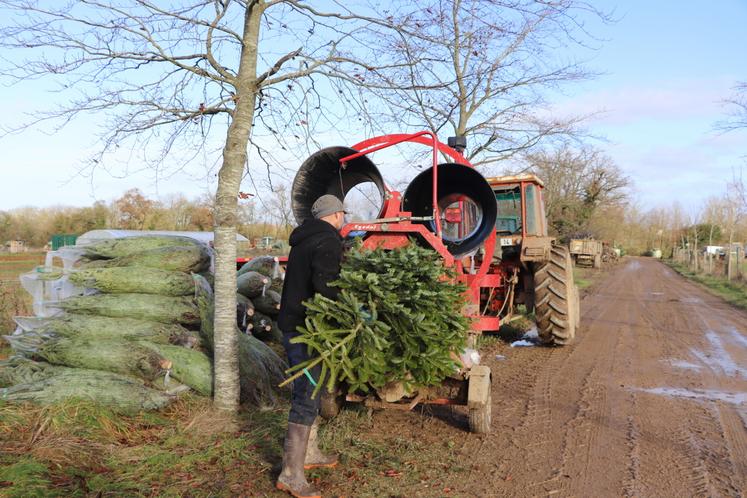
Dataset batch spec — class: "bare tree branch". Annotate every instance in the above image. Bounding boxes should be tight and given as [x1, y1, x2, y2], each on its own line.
[716, 81, 747, 132]
[353, 0, 611, 166]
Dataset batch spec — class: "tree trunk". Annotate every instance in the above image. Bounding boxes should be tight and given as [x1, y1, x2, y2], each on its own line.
[212, 3, 263, 413]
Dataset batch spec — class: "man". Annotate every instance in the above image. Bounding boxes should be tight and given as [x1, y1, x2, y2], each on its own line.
[276, 194, 345, 498]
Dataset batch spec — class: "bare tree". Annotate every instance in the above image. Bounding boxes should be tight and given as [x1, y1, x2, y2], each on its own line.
[265, 183, 293, 237]
[716, 81, 747, 132]
[521, 144, 629, 239]
[0, 0, 408, 414]
[356, 0, 610, 166]
[724, 177, 745, 279]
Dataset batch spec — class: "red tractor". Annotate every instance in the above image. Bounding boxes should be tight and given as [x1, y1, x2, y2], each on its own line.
[478, 173, 580, 345]
[289, 132, 580, 432]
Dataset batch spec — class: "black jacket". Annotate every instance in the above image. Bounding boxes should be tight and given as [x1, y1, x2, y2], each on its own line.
[278, 219, 343, 334]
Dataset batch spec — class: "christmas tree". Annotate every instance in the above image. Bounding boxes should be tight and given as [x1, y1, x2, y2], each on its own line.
[284, 241, 470, 397]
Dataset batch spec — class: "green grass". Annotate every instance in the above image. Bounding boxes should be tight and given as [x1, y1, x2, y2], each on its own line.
[573, 266, 596, 290]
[0, 393, 469, 497]
[574, 277, 592, 290]
[0, 458, 53, 498]
[0, 252, 46, 335]
[0, 395, 288, 497]
[666, 261, 747, 310]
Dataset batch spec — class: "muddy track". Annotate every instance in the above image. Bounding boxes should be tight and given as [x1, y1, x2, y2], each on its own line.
[355, 257, 747, 497]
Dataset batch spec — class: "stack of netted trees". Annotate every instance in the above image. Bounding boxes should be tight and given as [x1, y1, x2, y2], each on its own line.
[0, 236, 285, 414]
[236, 256, 283, 344]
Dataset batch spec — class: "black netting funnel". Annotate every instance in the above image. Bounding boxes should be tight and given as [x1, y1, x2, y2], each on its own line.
[402, 163, 497, 257]
[291, 146, 386, 225]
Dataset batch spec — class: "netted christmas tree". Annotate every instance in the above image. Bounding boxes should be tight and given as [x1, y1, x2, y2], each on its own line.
[285, 241, 470, 397]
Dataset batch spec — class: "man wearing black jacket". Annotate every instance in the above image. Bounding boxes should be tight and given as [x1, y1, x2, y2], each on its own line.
[276, 194, 345, 498]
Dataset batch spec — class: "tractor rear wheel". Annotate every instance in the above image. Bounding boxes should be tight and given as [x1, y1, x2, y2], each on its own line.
[533, 245, 578, 346]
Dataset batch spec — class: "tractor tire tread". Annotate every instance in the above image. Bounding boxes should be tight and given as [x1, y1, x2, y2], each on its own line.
[533, 245, 578, 346]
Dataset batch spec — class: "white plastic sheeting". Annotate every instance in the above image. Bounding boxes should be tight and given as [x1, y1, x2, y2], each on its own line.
[14, 230, 227, 327]
[76, 229, 248, 246]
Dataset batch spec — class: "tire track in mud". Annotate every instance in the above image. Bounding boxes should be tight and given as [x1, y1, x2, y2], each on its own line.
[518, 264, 630, 496]
[508, 347, 562, 486]
[718, 404, 747, 493]
[670, 402, 739, 498]
[486, 347, 552, 484]
[551, 364, 606, 496]
[659, 263, 747, 495]
[622, 394, 642, 498]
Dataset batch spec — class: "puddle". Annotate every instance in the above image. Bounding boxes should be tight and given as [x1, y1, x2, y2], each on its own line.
[726, 327, 747, 348]
[636, 387, 747, 406]
[689, 331, 747, 379]
[625, 260, 641, 271]
[664, 359, 702, 371]
[679, 297, 703, 305]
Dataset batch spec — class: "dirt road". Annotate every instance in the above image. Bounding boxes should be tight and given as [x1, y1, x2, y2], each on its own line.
[356, 257, 747, 497]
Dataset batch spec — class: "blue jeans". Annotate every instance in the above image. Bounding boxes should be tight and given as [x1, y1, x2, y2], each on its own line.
[282, 331, 322, 426]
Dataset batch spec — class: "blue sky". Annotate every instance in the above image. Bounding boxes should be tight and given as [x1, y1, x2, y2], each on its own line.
[1, 1, 745, 212]
[551, 0, 747, 212]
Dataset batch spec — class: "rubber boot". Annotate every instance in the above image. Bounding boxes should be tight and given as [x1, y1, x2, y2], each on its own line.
[276, 423, 322, 498]
[304, 419, 339, 470]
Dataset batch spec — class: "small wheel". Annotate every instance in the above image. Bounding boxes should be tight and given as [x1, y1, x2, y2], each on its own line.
[469, 391, 492, 434]
[467, 365, 492, 434]
[320, 389, 343, 419]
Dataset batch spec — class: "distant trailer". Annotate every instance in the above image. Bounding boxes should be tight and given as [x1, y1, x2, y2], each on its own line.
[569, 239, 603, 268]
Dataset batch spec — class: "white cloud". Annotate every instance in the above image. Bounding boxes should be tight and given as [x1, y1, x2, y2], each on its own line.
[551, 78, 737, 126]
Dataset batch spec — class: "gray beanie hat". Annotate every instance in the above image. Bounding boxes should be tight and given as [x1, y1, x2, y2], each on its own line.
[311, 195, 346, 219]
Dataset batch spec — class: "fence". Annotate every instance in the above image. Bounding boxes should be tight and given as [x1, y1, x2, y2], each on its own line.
[672, 245, 745, 281]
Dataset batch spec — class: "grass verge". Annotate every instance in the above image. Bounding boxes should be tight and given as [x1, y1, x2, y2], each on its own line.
[666, 261, 747, 310]
[573, 266, 596, 290]
[0, 395, 292, 497]
[0, 252, 45, 334]
[0, 393, 468, 497]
